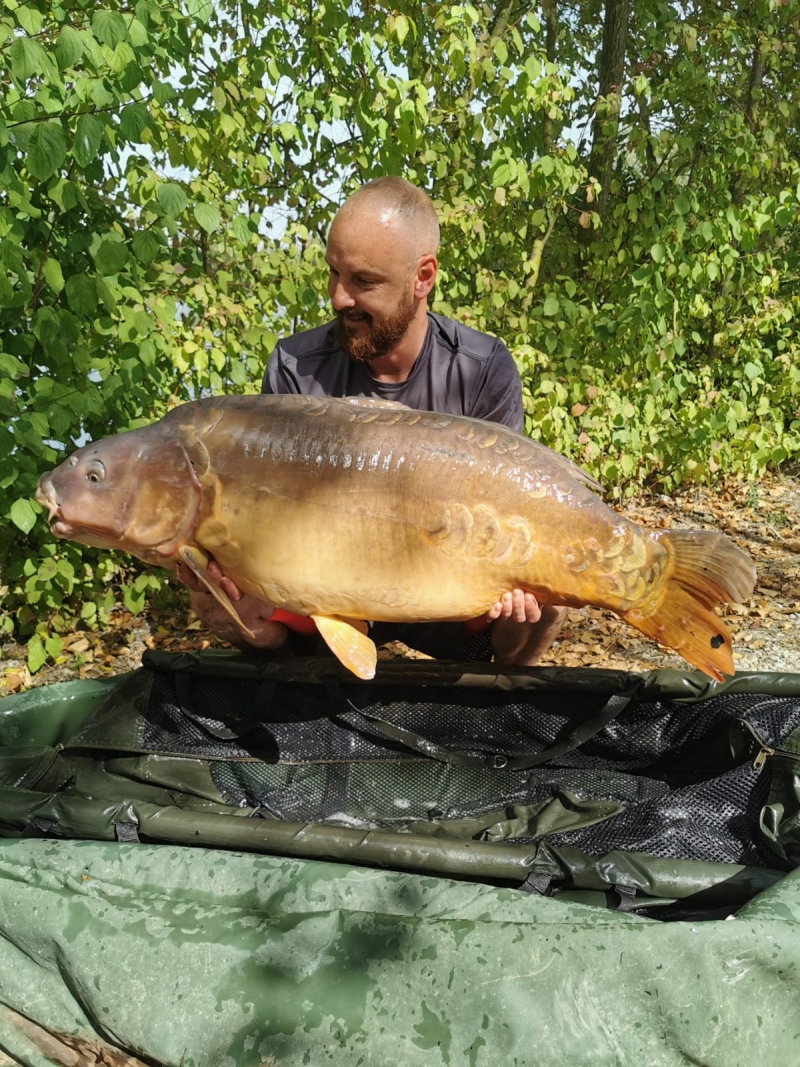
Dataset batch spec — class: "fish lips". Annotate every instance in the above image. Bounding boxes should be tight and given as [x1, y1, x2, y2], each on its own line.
[34, 474, 66, 533]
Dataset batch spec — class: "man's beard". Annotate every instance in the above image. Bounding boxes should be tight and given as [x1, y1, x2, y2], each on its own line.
[334, 295, 417, 364]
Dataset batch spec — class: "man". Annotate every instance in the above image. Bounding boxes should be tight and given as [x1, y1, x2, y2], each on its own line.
[180, 177, 566, 665]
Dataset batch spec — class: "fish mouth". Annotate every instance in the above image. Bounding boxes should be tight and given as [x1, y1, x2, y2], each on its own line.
[35, 476, 60, 522]
[34, 477, 75, 537]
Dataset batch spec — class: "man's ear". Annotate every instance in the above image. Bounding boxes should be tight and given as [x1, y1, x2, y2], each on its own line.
[414, 254, 438, 299]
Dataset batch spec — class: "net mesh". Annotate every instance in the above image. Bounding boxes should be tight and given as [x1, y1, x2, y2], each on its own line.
[138, 668, 800, 871]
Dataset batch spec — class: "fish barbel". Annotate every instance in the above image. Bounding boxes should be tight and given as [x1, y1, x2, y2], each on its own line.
[35, 394, 756, 680]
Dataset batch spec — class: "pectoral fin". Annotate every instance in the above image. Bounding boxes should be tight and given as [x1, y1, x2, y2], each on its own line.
[311, 615, 376, 679]
[178, 544, 256, 641]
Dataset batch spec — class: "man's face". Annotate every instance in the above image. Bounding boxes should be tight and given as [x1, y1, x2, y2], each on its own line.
[326, 210, 421, 363]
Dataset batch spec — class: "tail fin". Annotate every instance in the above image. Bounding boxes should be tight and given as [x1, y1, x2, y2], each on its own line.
[622, 530, 756, 681]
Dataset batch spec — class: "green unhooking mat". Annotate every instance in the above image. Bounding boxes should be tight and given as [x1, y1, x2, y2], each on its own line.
[1, 651, 800, 1066]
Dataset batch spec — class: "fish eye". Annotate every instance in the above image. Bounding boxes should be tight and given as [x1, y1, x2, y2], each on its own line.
[85, 460, 105, 484]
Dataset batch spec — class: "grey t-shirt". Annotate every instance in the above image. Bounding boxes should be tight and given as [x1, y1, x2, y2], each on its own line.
[261, 311, 524, 432]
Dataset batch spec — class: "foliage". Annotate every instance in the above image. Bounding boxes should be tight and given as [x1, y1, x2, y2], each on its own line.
[1, 0, 799, 668]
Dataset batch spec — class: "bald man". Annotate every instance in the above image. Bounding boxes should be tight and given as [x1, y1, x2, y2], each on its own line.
[182, 177, 566, 666]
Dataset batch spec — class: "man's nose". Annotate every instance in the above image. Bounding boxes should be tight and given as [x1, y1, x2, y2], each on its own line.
[329, 276, 355, 311]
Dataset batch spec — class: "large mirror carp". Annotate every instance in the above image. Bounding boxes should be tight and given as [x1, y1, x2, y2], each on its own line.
[36, 394, 756, 680]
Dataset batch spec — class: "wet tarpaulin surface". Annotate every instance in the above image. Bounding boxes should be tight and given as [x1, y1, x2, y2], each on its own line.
[0, 838, 798, 1067]
[3, 657, 800, 1065]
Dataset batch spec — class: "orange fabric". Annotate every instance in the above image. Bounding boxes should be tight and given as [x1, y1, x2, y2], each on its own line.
[268, 609, 319, 635]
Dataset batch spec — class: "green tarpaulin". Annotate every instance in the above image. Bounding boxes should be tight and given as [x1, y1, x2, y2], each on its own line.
[0, 838, 799, 1066]
[1, 659, 799, 1066]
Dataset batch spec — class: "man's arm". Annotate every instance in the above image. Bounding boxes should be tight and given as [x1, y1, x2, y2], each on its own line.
[261, 340, 299, 395]
[470, 341, 525, 432]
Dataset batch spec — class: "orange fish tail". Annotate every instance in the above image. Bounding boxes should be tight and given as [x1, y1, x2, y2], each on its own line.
[621, 530, 756, 681]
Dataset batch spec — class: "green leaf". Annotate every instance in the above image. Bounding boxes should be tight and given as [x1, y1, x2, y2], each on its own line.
[0, 353, 26, 379]
[157, 183, 189, 217]
[132, 230, 160, 265]
[153, 81, 175, 105]
[542, 295, 559, 317]
[674, 193, 691, 216]
[109, 40, 136, 74]
[775, 205, 794, 228]
[95, 275, 118, 313]
[91, 10, 128, 46]
[185, 0, 214, 24]
[93, 239, 129, 276]
[119, 102, 149, 142]
[73, 113, 104, 167]
[122, 583, 146, 614]
[650, 243, 665, 264]
[17, 8, 43, 34]
[55, 25, 84, 69]
[45, 633, 64, 658]
[10, 498, 37, 534]
[229, 359, 247, 386]
[193, 202, 221, 232]
[231, 215, 251, 244]
[393, 14, 410, 46]
[48, 178, 79, 211]
[31, 306, 61, 344]
[492, 162, 513, 188]
[43, 258, 65, 293]
[127, 17, 149, 47]
[65, 274, 98, 315]
[27, 633, 46, 674]
[9, 36, 48, 80]
[27, 122, 67, 181]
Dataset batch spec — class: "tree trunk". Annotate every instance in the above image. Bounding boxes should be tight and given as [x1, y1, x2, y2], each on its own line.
[580, 0, 630, 241]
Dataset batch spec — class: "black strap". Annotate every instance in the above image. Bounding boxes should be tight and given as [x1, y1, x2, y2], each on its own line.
[331, 686, 636, 772]
[174, 669, 279, 740]
[504, 692, 635, 771]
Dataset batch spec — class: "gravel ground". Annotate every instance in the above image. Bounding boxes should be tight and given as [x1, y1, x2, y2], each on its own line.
[2, 473, 799, 695]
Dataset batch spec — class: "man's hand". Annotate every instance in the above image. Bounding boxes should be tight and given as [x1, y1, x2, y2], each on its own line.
[175, 560, 289, 651]
[486, 589, 542, 625]
[486, 588, 566, 667]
